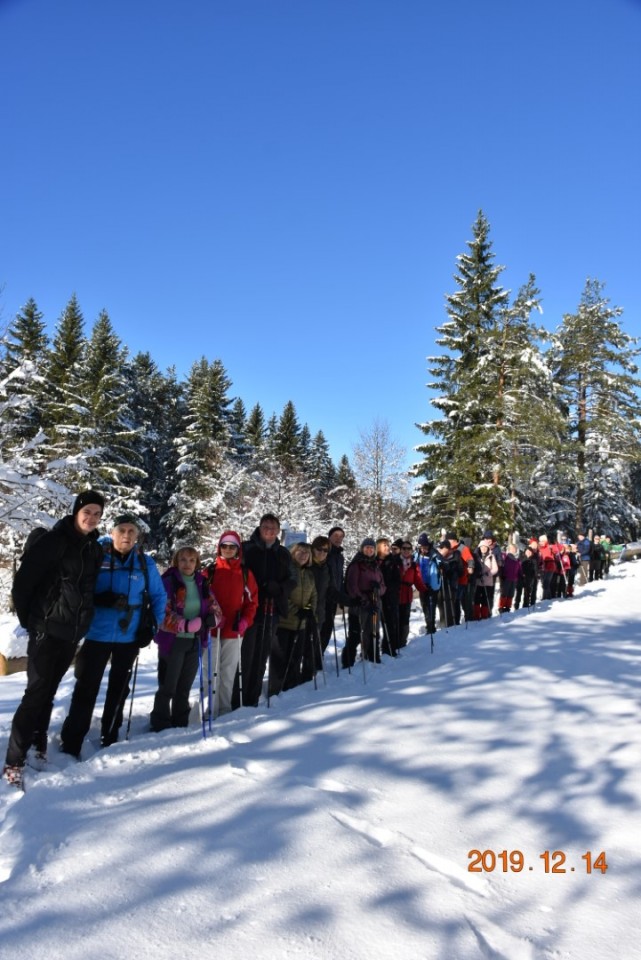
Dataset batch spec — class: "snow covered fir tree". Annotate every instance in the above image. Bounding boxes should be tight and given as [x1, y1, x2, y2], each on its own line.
[412, 211, 641, 542]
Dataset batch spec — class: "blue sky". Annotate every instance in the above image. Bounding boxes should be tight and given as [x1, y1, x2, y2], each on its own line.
[1, 0, 640, 472]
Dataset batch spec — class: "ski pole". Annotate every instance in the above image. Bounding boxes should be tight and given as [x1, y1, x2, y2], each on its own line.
[341, 606, 352, 675]
[331, 621, 340, 677]
[311, 614, 326, 688]
[237, 633, 244, 708]
[212, 629, 221, 720]
[198, 639, 206, 740]
[207, 631, 213, 734]
[124, 654, 139, 741]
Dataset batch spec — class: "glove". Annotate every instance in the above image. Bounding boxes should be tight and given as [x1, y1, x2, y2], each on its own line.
[264, 580, 280, 598]
[94, 591, 128, 610]
[297, 608, 313, 623]
[203, 612, 219, 629]
[237, 617, 248, 636]
[187, 617, 202, 633]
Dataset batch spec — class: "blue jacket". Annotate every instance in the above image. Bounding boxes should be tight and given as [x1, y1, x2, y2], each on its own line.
[87, 537, 167, 644]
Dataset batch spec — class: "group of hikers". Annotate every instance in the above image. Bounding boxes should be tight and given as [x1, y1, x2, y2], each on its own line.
[1, 487, 613, 790]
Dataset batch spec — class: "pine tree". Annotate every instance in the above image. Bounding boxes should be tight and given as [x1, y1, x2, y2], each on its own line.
[39, 294, 93, 490]
[128, 353, 182, 550]
[228, 396, 251, 462]
[414, 212, 510, 533]
[80, 311, 146, 517]
[551, 278, 641, 538]
[164, 358, 237, 546]
[272, 400, 302, 473]
[246, 403, 266, 453]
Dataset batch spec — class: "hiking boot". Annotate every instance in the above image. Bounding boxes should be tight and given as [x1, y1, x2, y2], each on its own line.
[2, 764, 24, 789]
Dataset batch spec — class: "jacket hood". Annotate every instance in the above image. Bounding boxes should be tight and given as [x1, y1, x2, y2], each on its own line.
[217, 529, 243, 559]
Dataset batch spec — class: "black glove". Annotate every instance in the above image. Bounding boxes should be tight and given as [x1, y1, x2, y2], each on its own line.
[264, 580, 280, 598]
[297, 608, 313, 623]
[94, 591, 128, 611]
[137, 634, 153, 649]
[203, 612, 218, 629]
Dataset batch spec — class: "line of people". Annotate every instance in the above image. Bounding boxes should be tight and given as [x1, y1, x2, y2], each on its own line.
[1, 487, 615, 790]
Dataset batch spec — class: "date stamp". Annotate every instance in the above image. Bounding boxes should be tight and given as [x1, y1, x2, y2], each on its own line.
[467, 849, 608, 874]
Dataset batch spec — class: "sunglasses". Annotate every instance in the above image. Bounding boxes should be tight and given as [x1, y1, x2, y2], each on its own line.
[314, 547, 329, 553]
[220, 543, 238, 550]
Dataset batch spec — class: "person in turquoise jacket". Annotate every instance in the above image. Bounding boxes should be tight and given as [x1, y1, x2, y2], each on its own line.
[60, 514, 166, 757]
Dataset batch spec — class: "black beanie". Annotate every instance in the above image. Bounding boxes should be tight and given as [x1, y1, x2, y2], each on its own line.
[72, 490, 105, 516]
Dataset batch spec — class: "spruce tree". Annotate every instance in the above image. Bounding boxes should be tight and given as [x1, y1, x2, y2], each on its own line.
[81, 311, 146, 516]
[129, 353, 182, 550]
[551, 278, 641, 538]
[414, 211, 510, 535]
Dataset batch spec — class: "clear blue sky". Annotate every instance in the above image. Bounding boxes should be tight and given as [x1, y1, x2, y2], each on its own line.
[1, 0, 640, 472]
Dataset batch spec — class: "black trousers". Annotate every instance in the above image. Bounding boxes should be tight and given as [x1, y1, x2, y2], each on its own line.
[5, 630, 77, 767]
[233, 613, 278, 708]
[150, 636, 199, 731]
[61, 639, 139, 755]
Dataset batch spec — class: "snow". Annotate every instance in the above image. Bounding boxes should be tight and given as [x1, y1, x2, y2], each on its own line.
[1, 565, 640, 960]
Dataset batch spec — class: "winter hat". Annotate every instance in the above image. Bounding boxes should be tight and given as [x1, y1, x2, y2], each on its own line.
[112, 513, 141, 529]
[219, 532, 242, 549]
[445, 531, 458, 543]
[437, 539, 451, 550]
[482, 530, 495, 541]
[72, 489, 105, 516]
[328, 526, 345, 538]
[393, 538, 405, 549]
[417, 533, 430, 547]
[360, 537, 376, 549]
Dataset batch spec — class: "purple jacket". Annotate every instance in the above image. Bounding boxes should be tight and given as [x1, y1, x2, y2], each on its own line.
[502, 553, 522, 584]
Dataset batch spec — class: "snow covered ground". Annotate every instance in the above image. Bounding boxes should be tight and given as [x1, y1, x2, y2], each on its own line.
[1, 564, 639, 960]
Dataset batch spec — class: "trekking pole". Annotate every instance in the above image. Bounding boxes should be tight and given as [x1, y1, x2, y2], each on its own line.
[427, 593, 435, 653]
[331, 621, 340, 677]
[212, 629, 221, 720]
[312, 615, 327, 687]
[341, 606, 352, 675]
[379, 603, 393, 657]
[372, 589, 380, 662]
[124, 654, 139, 741]
[264, 599, 274, 707]
[279, 615, 305, 696]
[207, 631, 213, 734]
[237, 633, 244, 707]
[198, 640, 207, 740]
[359, 610, 367, 683]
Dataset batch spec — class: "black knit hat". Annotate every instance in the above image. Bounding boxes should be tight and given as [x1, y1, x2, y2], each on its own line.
[72, 490, 105, 516]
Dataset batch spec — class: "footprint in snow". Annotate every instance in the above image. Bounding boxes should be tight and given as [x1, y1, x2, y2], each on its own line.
[329, 809, 492, 898]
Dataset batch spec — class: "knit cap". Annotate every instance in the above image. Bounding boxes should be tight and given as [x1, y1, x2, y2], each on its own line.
[72, 490, 105, 516]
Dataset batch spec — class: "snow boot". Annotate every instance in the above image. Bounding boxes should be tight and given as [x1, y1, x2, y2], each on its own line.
[2, 764, 24, 790]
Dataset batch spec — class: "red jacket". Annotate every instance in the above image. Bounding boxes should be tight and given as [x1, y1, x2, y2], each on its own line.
[207, 531, 259, 638]
[399, 560, 427, 604]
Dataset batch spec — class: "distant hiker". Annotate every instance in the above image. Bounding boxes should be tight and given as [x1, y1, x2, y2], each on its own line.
[499, 543, 521, 613]
[310, 535, 331, 643]
[206, 531, 258, 716]
[3, 490, 105, 788]
[149, 545, 223, 732]
[319, 526, 346, 653]
[377, 536, 402, 655]
[398, 540, 427, 647]
[472, 541, 498, 620]
[343, 538, 386, 666]
[60, 514, 166, 757]
[576, 534, 591, 585]
[589, 535, 605, 581]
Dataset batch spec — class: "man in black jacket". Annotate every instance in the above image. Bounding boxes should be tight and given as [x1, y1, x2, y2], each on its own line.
[233, 514, 295, 708]
[3, 490, 104, 788]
